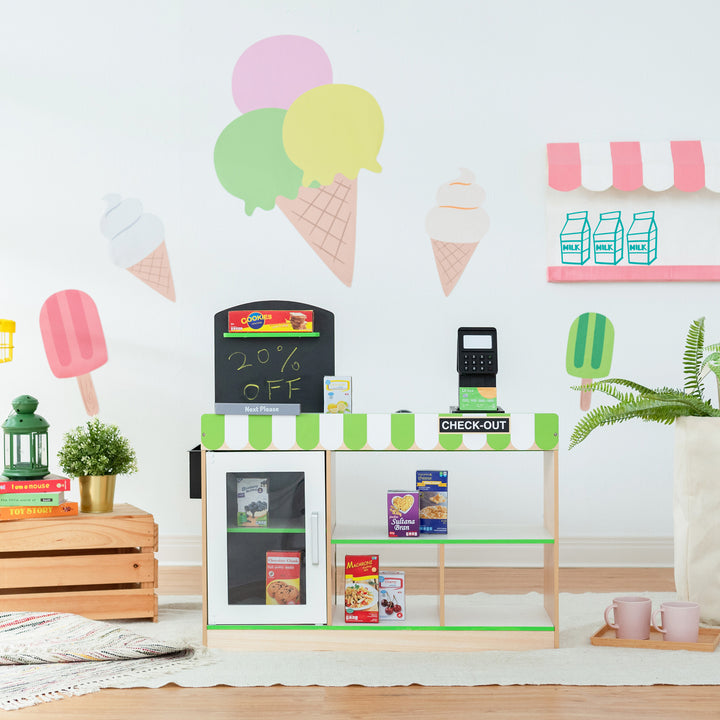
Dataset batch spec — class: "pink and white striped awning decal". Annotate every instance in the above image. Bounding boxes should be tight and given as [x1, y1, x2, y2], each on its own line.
[547, 141, 720, 192]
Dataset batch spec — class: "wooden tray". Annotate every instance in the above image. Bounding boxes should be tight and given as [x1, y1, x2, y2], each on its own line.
[591, 624, 720, 652]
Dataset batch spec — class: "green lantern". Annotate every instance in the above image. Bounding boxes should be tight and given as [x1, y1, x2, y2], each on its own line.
[2, 395, 50, 478]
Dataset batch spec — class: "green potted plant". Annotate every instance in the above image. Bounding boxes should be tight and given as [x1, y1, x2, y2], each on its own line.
[57, 417, 138, 513]
[569, 317, 720, 623]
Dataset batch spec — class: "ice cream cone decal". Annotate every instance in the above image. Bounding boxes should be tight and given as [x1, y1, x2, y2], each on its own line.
[276, 174, 357, 286]
[214, 35, 383, 286]
[100, 194, 176, 301]
[426, 169, 489, 296]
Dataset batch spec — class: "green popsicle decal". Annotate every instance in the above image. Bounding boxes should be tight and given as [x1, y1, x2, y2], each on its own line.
[566, 312, 615, 411]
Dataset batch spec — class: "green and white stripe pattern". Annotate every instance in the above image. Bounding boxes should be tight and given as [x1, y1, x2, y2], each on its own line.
[201, 413, 558, 451]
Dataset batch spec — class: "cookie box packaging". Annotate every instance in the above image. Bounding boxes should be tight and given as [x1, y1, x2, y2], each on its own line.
[344, 554, 379, 624]
[237, 477, 269, 527]
[265, 551, 301, 605]
[416, 470, 448, 534]
[379, 570, 406, 622]
[387, 491, 419, 537]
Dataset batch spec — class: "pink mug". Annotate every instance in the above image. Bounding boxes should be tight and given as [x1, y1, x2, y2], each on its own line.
[652, 601, 700, 643]
[604, 596, 652, 639]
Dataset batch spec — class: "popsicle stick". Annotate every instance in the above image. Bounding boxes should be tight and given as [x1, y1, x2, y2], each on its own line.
[77, 373, 99, 416]
[580, 378, 592, 411]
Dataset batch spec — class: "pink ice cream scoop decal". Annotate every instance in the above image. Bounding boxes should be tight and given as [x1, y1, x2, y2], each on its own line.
[100, 194, 176, 301]
[425, 169, 490, 296]
[39, 290, 107, 416]
[214, 34, 384, 287]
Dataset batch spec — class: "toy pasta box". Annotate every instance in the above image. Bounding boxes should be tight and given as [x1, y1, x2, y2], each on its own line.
[387, 491, 419, 537]
[265, 551, 301, 605]
[228, 309, 313, 333]
[344, 554, 379, 623]
[236, 477, 269, 527]
[379, 570, 406, 622]
[416, 470, 448, 534]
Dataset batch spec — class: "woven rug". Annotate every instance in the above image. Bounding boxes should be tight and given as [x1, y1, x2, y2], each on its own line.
[0, 608, 200, 710]
[4, 591, 720, 709]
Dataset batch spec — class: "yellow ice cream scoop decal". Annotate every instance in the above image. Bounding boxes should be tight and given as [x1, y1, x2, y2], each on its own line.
[283, 83, 384, 187]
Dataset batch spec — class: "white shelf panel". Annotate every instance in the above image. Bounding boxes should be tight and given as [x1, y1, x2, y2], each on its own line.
[332, 523, 553, 544]
[331, 595, 553, 629]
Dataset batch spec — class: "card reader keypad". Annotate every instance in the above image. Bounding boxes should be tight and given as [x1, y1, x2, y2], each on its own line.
[461, 351, 496, 374]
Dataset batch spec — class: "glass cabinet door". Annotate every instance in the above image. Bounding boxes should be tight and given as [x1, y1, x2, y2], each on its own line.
[206, 450, 326, 625]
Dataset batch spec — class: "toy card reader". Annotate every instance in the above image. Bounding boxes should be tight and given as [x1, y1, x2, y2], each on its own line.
[455, 327, 501, 412]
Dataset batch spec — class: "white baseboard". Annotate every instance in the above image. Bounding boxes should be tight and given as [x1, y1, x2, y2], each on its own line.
[157, 535, 674, 568]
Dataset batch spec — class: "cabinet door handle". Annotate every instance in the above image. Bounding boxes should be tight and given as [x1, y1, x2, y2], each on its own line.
[310, 511, 320, 565]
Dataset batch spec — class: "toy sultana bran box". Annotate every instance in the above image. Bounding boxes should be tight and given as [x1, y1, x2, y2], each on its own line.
[387, 491, 419, 537]
[344, 554, 379, 623]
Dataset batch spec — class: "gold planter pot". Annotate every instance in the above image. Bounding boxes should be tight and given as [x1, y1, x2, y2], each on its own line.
[79, 474, 116, 513]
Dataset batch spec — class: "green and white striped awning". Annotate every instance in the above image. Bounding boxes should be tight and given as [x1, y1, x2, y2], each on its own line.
[201, 413, 558, 452]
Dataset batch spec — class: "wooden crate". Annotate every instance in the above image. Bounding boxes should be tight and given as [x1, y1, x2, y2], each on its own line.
[0, 503, 158, 621]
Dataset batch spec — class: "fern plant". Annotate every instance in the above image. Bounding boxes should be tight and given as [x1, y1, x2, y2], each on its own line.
[569, 317, 720, 449]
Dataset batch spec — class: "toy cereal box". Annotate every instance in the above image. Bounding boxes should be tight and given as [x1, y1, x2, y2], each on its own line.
[379, 570, 406, 622]
[265, 551, 301, 605]
[416, 470, 448, 534]
[387, 491, 419, 537]
[236, 477, 269, 527]
[344, 554, 379, 623]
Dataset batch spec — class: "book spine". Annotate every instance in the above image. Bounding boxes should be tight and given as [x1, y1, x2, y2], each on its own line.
[0, 502, 78, 520]
[0, 477, 72, 493]
[0, 492, 65, 506]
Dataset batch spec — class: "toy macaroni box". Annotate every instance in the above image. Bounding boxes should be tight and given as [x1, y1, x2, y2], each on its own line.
[387, 491, 419, 537]
[236, 477, 269, 527]
[344, 554, 379, 624]
[416, 470, 448, 534]
[324, 376, 352, 413]
[379, 570, 406, 622]
[265, 551, 301, 605]
[228, 309, 314, 333]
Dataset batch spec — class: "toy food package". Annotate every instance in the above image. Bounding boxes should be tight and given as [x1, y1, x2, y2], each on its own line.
[416, 470, 448, 534]
[387, 491, 419, 537]
[228, 309, 313, 333]
[236, 477, 269, 527]
[265, 551, 301, 605]
[344, 554, 379, 623]
[379, 570, 406, 622]
[324, 376, 352, 413]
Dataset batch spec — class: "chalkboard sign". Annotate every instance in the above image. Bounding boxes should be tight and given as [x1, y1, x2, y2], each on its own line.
[214, 301, 334, 413]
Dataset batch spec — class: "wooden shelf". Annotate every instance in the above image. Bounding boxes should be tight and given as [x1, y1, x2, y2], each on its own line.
[332, 523, 553, 544]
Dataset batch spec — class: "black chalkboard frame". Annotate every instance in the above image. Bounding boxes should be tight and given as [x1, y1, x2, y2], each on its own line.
[214, 301, 335, 412]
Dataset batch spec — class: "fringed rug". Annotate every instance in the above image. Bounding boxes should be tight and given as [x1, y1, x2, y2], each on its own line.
[0, 608, 200, 710]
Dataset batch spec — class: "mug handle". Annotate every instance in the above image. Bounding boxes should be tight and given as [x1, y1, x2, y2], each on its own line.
[604, 603, 619, 629]
[652, 608, 666, 634]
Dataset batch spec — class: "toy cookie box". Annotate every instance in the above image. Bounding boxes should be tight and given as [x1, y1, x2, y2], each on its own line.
[228, 309, 313, 333]
[416, 470, 448, 534]
[265, 551, 301, 605]
[344, 554, 379, 623]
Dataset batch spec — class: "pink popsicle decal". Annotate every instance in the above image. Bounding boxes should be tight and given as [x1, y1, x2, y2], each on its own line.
[40, 290, 107, 416]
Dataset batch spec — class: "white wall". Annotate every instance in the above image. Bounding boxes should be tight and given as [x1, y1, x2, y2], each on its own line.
[2, 0, 719, 563]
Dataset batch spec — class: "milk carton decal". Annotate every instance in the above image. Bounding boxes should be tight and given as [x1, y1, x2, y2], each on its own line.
[627, 211, 658, 265]
[593, 211, 624, 265]
[560, 211, 591, 264]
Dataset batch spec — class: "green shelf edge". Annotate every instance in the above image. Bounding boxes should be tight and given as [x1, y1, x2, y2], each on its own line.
[331, 538, 554, 545]
[227, 528, 305, 534]
[223, 332, 320, 338]
[207, 624, 555, 632]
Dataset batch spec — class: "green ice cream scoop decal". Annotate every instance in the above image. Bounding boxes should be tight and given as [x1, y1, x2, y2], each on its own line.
[566, 312, 615, 411]
[213, 108, 303, 215]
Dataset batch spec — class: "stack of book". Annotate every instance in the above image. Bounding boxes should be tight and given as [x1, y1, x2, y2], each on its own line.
[0, 474, 78, 520]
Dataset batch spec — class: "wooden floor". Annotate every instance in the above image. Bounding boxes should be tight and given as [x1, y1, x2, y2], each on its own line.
[13, 566, 720, 719]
